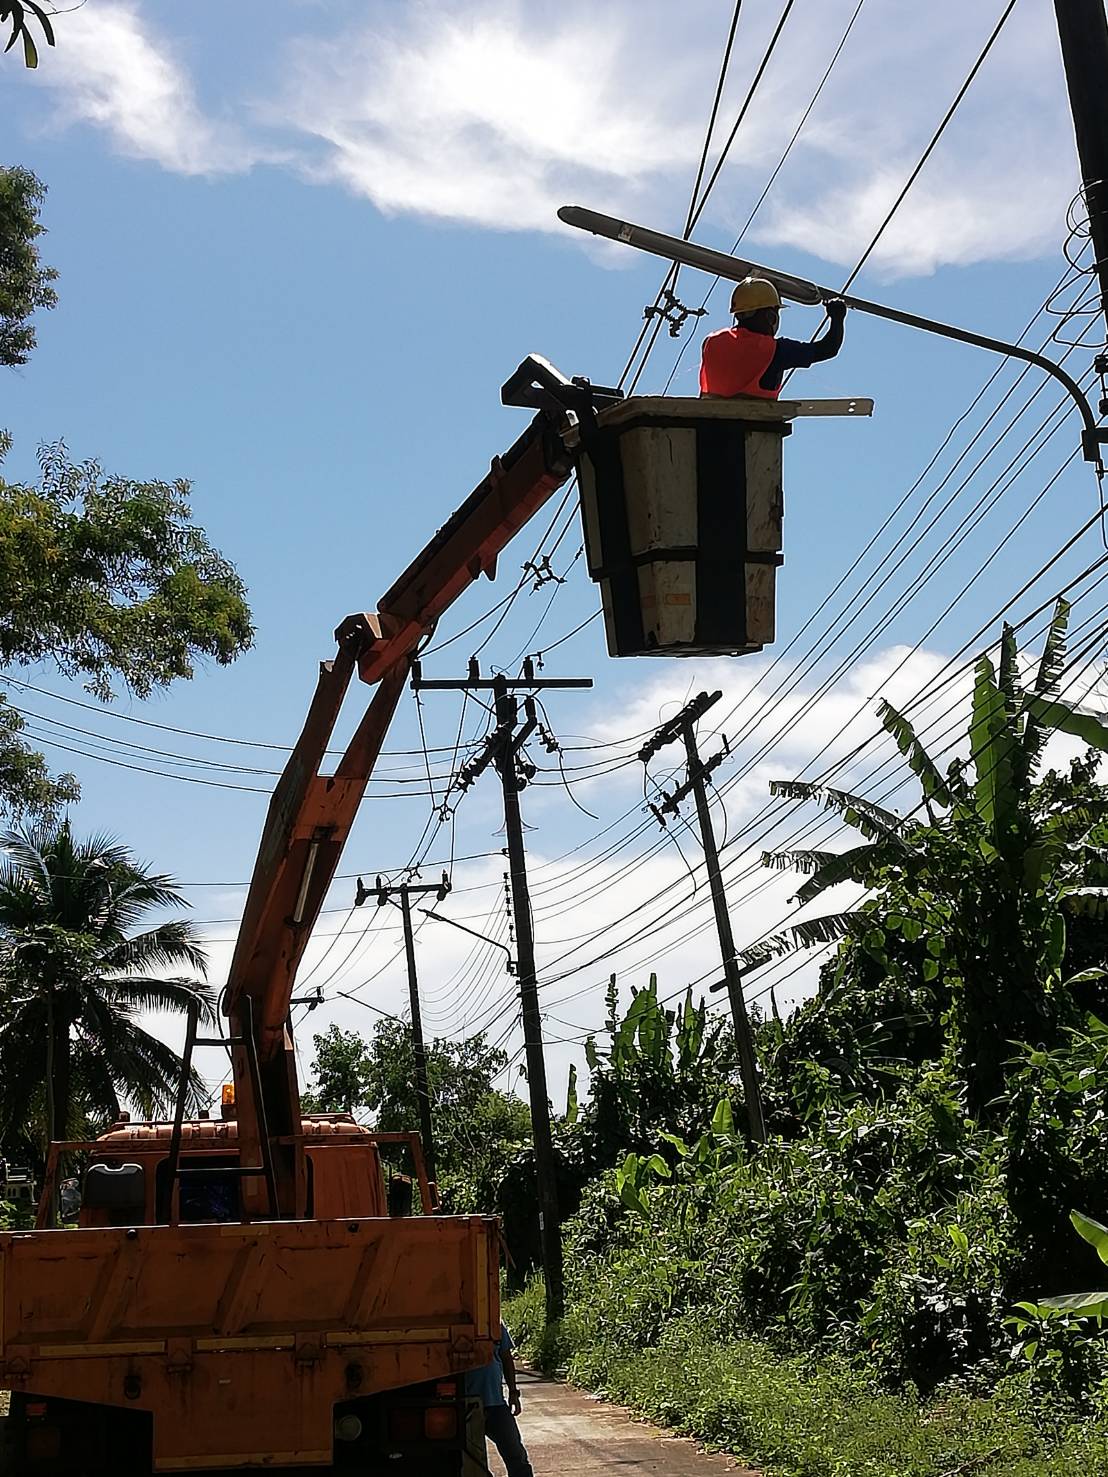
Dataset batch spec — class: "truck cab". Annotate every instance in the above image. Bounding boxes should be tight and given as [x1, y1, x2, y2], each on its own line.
[69, 1113, 395, 1228]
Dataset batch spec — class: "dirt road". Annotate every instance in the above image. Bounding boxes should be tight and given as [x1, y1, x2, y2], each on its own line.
[485, 1367, 756, 1475]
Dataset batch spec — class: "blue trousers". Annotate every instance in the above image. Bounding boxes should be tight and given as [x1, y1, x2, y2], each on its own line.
[483, 1404, 534, 1477]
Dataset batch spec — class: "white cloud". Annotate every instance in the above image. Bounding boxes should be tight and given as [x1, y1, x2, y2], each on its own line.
[272, 0, 1081, 275]
[743, 1, 1078, 277]
[276, 1, 700, 232]
[26, 1, 261, 175]
[11, 0, 1086, 278]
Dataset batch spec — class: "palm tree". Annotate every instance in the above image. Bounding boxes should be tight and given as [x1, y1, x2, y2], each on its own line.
[0, 821, 214, 1152]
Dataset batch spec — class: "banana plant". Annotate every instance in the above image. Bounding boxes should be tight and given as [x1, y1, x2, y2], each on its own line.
[577, 978, 736, 1171]
[613, 1096, 743, 1217]
[754, 602, 1108, 1110]
[1031, 1210, 1108, 1319]
[755, 601, 1108, 965]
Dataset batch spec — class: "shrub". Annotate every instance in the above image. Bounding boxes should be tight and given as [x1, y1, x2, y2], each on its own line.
[505, 1290, 1108, 1477]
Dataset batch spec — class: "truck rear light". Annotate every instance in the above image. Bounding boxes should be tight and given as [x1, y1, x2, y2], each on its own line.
[425, 1406, 458, 1441]
[388, 1407, 423, 1443]
[334, 1413, 363, 1443]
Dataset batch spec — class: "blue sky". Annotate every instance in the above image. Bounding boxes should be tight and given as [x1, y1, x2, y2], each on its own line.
[3, 0, 1106, 1105]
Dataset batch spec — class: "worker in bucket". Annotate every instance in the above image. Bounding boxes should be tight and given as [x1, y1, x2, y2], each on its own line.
[466, 1320, 534, 1476]
[700, 278, 847, 399]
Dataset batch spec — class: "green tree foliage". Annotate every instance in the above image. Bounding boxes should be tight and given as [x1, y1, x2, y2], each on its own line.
[0, 439, 254, 696]
[0, 822, 214, 1157]
[301, 1018, 529, 1212]
[0, 436, 254, 819]
[0, 165, 57, 363]
[0, 691, 79, 823]
[299, 1024, 370, 1115]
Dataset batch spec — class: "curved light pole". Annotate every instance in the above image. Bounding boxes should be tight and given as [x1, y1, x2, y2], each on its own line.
[557, 206, 1107, 476]
[418, 906, 517, 974]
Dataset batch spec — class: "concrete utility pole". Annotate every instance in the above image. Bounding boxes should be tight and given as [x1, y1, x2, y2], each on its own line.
[355, 872, 450, 1186]
[412, 659, 592, 1322]
[640, 690, 766, 1144]
[1054, 0, 1108, 338]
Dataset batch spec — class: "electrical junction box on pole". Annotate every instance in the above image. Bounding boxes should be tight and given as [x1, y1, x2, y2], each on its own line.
[570, 395, 872, 659]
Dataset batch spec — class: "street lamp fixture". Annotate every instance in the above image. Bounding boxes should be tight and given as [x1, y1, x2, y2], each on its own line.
[558, 205, 1108, 478]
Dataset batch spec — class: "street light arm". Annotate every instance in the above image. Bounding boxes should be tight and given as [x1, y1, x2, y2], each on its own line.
[557, 205, 1106, 472]
[838, 288, 1103, 468]
[419, 907, 516, 971]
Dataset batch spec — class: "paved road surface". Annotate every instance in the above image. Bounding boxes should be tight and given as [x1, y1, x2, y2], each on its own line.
[485, 1368, 757, 1475]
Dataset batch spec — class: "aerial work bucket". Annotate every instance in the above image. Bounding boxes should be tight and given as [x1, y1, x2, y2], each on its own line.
[574, 395, 870, 659]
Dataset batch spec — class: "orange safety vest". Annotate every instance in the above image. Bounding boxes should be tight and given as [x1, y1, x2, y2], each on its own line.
[699, 327, 779, 399]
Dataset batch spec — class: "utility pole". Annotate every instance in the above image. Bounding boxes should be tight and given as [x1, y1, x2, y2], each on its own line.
[413, 658, 592, 1322]
[640, 690, 766, 1144]
[354, 871, 450, 1186]
[1054, 0, 1108, 339]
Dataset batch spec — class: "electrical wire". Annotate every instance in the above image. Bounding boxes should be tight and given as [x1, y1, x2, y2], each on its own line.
[511, 280, 1105, 939]
[534, 478, 1108, 1002]
[0, 673, 495, 761]
[843, 0, 1019, 297]
[553, 571, 1108, 1019]
[292, 0, 1050, 1043]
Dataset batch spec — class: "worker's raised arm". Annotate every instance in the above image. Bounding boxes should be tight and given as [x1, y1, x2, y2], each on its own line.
[774, 298, 847, 371]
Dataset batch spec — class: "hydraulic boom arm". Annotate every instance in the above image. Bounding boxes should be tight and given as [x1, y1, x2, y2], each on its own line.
[223, 360, 593, 1215]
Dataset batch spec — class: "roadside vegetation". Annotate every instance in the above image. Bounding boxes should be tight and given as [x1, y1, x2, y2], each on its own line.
[502, 605, 1108, 1475]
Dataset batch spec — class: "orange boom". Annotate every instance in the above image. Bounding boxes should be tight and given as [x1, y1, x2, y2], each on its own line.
[0, 358, 604, 1475]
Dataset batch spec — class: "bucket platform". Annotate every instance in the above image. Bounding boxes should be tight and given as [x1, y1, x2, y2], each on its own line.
[572, 395, 872, 659]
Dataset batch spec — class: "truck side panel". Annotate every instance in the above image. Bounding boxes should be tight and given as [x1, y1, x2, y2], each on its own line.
[0, 1216, 498, 1471]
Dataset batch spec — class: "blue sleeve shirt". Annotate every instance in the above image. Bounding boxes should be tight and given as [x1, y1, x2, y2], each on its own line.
[758, 317, 845, 392]
[465, 1323, 514, 1408]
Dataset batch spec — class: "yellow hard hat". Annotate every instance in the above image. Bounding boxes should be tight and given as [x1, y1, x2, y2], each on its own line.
[730, 278, 783, 316]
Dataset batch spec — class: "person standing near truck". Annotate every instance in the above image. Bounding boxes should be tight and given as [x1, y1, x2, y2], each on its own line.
[700, 278, 847, 399]
[466, 1321, 534, 1477]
